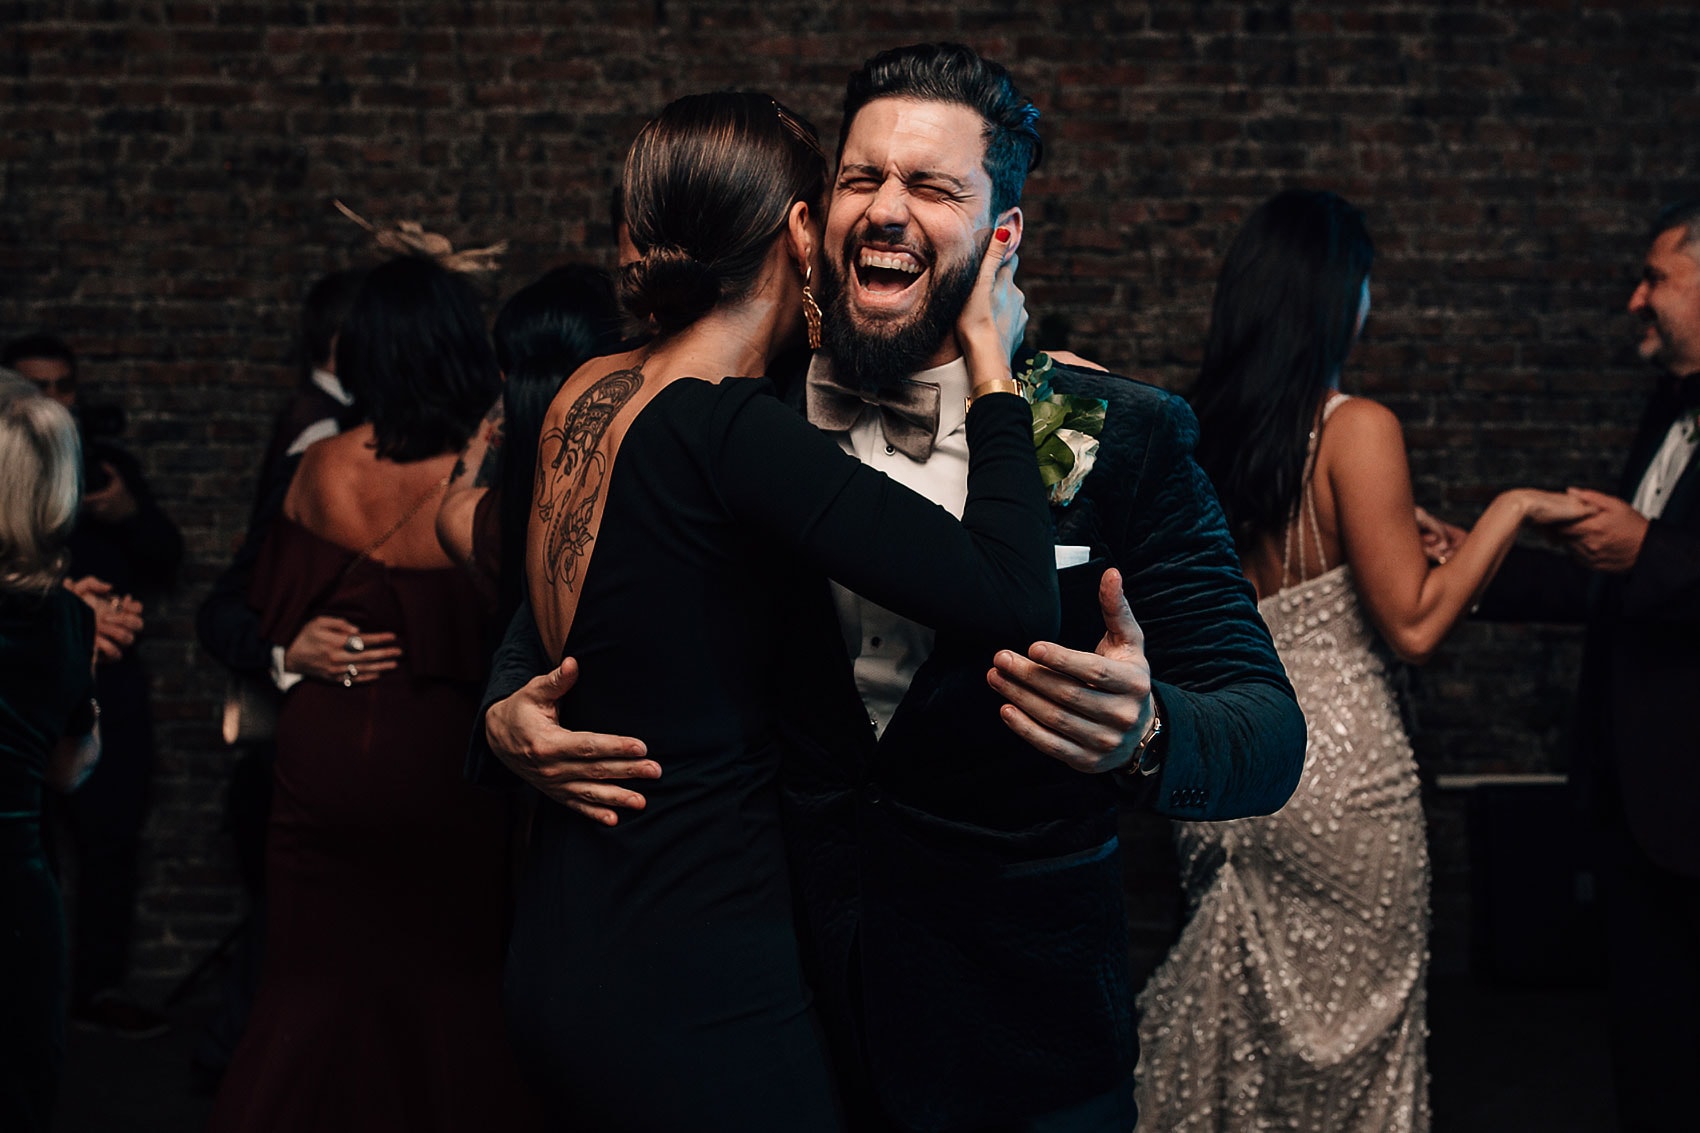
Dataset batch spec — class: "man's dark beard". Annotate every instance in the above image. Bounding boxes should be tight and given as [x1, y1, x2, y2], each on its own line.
[817, 251, 981, 393]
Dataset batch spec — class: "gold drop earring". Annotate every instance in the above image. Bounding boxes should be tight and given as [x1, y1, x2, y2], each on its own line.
[801, 264, 823, 351]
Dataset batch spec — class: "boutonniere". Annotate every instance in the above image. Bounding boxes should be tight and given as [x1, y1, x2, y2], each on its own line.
[1018, 351, 1107, 507]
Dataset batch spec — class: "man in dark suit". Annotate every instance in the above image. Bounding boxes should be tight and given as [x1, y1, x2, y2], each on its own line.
[1458, 201, 1700, 1133]
[477, 44, 1305, 1132]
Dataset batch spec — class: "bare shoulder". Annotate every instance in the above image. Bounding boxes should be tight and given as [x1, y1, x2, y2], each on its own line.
[284, 426, 387, 529]
[1326, 394, 1402, 434]
[545, 350, 646, 421]
[1321, 396, 1404, 459]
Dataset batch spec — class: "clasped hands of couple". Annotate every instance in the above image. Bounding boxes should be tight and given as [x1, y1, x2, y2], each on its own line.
[1417, 486, 1644, 573]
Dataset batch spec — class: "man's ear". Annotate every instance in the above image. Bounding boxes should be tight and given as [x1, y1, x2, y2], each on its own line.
[993, 207, 1024, 257]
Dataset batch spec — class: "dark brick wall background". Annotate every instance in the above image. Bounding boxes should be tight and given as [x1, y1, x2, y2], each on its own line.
[4, 0, 1697, 979]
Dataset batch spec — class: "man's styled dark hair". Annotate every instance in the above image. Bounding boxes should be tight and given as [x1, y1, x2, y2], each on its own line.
[1651, 198, 1700, 251]
[839, 42, 1043, 218]
[1, 333, 77, 377]
[302, 269, 367, 372]
[1189, 190, 1375, 553]
[620, 90, 827, 336]
[335, 256, 500, 463]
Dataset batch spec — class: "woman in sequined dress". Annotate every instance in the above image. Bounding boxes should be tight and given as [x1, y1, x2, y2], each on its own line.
[1133, 190, 1590, 1132]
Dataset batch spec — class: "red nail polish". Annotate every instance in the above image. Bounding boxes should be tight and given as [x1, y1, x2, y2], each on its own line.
[995, 226, 1010, 242]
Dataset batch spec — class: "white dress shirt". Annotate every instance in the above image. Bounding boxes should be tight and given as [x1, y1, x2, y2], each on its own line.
[284, 368, 355, 457]
[1631, 415, 1700, 520]
[816, 354, 973, 738]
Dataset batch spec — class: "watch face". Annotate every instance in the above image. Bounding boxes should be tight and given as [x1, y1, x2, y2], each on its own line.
[1134, 712, 1164, 775]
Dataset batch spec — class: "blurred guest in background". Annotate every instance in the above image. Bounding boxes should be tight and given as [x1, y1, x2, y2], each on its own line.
[2, 333, 182, 1039]
[0, 371, 101, 1132]
[208, 256, 542, 1133]
[437, 263, 623, 623]
[1433, 199, 1700, 1133]
[1138, 190, 1588, 1132]
[190, 267, 370, 1088]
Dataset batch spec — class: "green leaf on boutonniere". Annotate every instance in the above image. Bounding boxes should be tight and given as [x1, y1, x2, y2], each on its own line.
[1031, 398, 1067, 446]
[1017, 351, 1108, 506]
[1036, 431, 1077, 487]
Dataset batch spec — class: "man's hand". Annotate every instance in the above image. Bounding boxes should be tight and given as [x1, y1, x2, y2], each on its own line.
[1414, 506, 1467, 565]
[985, 568, 1154, 774]
[284, 615, 402, 685]
[484, 657, 659, 826]
[1553, 488, 1648, 573]
[65, 575, 144, 664]
[82, 464, 139, 523]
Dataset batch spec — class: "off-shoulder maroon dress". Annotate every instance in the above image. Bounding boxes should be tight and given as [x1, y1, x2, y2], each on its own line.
[208, 517, 541, 1133]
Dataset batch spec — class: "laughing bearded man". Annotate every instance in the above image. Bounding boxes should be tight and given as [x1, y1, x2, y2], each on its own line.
[476, 43, 1305, 1133]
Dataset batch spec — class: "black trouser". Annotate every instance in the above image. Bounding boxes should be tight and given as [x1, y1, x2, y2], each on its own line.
[195, 745, 274, 1072]
[52, 659, 154, 1004]
[1603, 824, 1700, 1133]
[1, 823, 67, 1133]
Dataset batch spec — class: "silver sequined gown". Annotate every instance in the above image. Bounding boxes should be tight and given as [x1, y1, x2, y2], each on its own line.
[1135, 564, 1431, 1132]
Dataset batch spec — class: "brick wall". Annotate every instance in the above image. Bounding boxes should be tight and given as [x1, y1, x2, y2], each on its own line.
[4, 1, 1696, 978]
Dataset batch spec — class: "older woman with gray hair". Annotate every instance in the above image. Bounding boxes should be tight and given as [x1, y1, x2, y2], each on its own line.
[0, 369, 101, 1132]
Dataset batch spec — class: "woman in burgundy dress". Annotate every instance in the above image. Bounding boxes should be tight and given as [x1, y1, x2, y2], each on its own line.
[209, 258, 542, 1132]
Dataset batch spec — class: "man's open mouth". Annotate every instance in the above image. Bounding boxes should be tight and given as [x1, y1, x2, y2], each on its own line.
[854, 246, 927, 297]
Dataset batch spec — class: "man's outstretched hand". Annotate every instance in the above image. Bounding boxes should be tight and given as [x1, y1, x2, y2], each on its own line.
[485, 657, 659, 825]
[986, 568, 1156, 775]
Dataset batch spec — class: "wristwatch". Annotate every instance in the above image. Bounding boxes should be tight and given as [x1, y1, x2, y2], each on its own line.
[1117, 703, 1165, 778]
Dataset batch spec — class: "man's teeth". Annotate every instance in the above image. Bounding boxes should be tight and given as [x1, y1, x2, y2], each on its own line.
[858, 251, 922, 274]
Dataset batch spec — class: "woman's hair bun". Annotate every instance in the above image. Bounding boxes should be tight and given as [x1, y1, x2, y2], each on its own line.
[619, 245, 721, 335]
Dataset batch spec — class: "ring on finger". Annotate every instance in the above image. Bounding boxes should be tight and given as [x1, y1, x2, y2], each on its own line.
[346, 662, 359, 681]
[340, 672, 354, 688]
[346, 634, 365, 653]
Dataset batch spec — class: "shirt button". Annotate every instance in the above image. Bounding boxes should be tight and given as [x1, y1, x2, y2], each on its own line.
[884, 444, 895, 455]
[870, 636, 882, 648]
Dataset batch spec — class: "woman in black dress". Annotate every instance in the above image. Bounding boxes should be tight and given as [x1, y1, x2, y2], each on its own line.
[506, 93, 1057, 1130]
[0, 372, 100, 1132]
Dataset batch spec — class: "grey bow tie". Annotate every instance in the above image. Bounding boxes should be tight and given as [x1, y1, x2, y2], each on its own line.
[805, 369, 942, 461]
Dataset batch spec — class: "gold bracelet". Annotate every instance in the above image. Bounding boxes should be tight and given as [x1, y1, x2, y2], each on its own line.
[966, 377, 1021, 409]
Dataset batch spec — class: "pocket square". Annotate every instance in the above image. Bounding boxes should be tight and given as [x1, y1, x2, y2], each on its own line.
[1054, 545, 1091, 569]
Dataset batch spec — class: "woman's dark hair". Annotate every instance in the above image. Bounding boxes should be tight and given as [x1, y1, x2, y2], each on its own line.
[301, 268, 366, 375]
[1189, 190, 1375, 552]
[492, 266, 623, 620]
[335, 256, 501, 462]
[492, 264, 621, 375]
[620, 90, 827, 336]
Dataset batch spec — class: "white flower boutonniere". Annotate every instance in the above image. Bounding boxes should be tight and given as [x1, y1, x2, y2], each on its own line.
[1018, 351, 1108, 507]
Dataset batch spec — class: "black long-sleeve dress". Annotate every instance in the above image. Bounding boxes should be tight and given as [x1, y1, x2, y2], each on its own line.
[0, 587, 96, 1132]
[505, 375, 1056, 1132]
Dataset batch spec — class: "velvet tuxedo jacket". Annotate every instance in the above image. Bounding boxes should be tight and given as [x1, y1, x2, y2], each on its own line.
[1478, 385, 1700, 879]
[768, 362, 1305, 1130]
[475, 361, 1306, 1130]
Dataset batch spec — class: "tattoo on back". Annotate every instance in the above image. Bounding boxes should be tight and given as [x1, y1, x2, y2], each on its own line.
[472, 402, 505, 488]
[535, 368, 645, 590]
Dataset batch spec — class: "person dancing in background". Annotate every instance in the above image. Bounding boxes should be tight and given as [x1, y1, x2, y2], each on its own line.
[1135, 190, 1590, 1132]
[0, 372, 101, 1132]
[2, 332, 182, 1039]
[436, 263, 623, 622]
[208, 257, 542, 1133]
